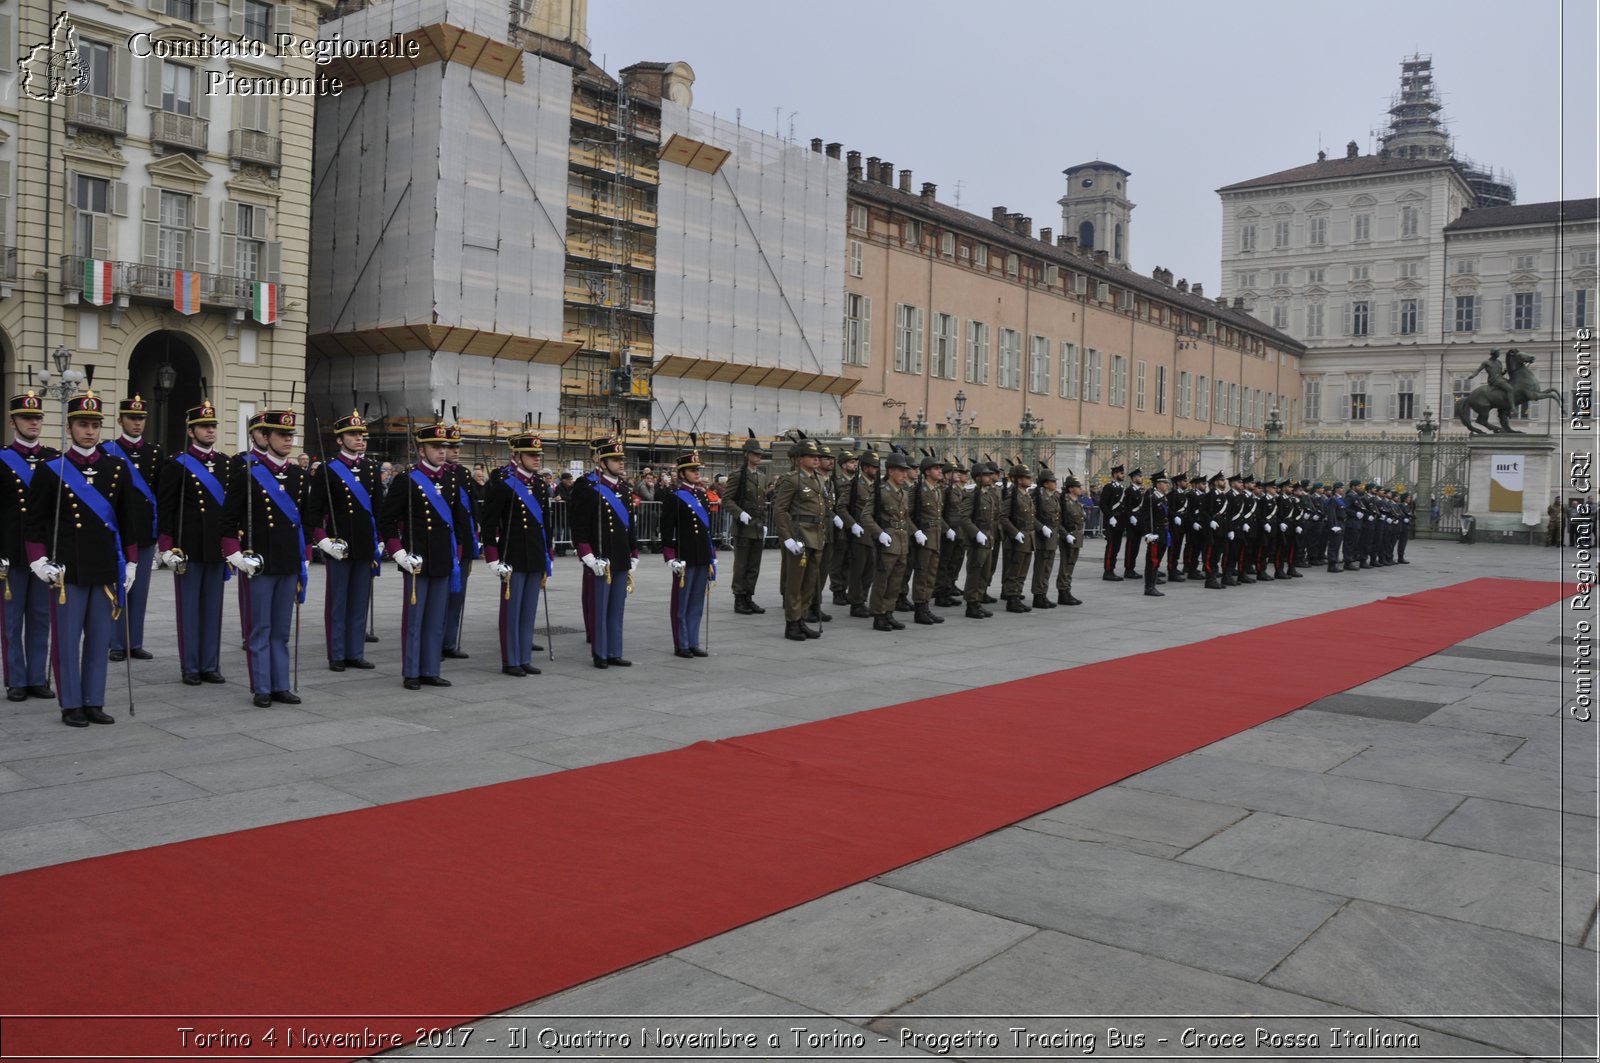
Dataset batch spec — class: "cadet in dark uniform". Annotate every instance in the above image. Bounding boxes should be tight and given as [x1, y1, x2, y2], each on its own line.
[862, 451, 913, 631]
[659, 445, 714, 657]
[305, 410, 381, 672]
[962, 461, 1000, 618]
[441, 428, 478, 659]
[1, 391, 57, 702]
[827, 448, 857, 607]
[1117, 468, 1147, 578]
[935, 460, 969, 607]
[25, 393, 139, 726]
[223, 409, 310, 708]
[844, 449, 879, 617]
[1199, 472, 1230, 589]
[482, 432, 552, 675]
[158, 400, 228, 686]
[1056, 472, 1086, 605]
[102, 395, 161, 661]
[725, 432, 768, 615]
[380, 421, 471, 689]
[773, 436, 827, 641]
[908, 454, 946, 624]
[1030, 466, 1061, 610]
[1099, 464, 1128, 581]
[1164, 472, 1189, 583]
[998, 464, 1037, 613]
[1137, 471, 1172, 596]
[1395, 491, 1413, 563]
[570, 434, 638, 667]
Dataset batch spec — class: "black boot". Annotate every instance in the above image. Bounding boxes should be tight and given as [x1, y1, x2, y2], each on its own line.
[965, 602, 988, 619]
[895, 595, 914, 613]
[734, 595, 755, 615]
[746, 598, 767, 614]
[914, 603, 939, 625]
[1328, 562, 1341, 573]
[873, 614, 895, 631]
[1102, 570, 1123, 581]
[799, 621, 822, 639]
[1167, 571, 1187, 583]
[1144, 586, 1165, 597]
[1032, 594, 1054, 609]
[1058, 592, 1082, 605]
[849, 603, 872, 619]
[784, 620, 807, 642]
[832, 589, 849, 606]
[1006, 597, 1031, 613]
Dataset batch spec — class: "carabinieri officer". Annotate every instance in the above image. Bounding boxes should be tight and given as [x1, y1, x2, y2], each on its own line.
[481, 431, 552, 677]
[24, 392, 139, 727]
[0, 391, 56, 703]
[659, 445, 714, 658]
[305, 410, 381, 673]
[157, 400, 229, 686]
[379, 420, 472, 690]
[222, 409, 310, 708]
[102, 394, 162, 662]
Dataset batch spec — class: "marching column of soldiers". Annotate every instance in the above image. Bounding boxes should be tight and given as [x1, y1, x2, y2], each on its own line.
[0, 395, 1417, 730]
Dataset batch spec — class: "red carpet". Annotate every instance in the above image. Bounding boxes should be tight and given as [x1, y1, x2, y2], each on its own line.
[0, 578, 1562, 1060]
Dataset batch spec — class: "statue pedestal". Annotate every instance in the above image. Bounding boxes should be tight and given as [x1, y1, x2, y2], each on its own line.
[1464, 435, 1557, 536]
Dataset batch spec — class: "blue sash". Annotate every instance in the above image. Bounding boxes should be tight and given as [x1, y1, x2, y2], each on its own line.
[251, 459, 308, 604]
[176, 453, 225, 506]
[55, 458, 126, 608]
[410, 470, 462, 592]
[458, 484, 481, 560]
[675, 487, 717, 579]
[327, 460, 380, 576]
[0, 448, 39, 488]
[101, 441, 158, 540]
[503, 474, 552, 577]
[587, 473, 630, 529]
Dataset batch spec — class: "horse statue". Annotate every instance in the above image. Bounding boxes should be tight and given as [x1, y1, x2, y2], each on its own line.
[1455, 348, 1565, 434]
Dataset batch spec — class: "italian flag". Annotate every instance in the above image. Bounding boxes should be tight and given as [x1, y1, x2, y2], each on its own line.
[83, 259, 112, 306]
[251, 281, 278, 325]
[173, 269, 201, 315]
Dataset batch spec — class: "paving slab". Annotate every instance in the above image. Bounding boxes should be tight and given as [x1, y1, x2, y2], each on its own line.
[1339, 679, 1474, 706]
[1426, 796, 1599, 871]
[1437, 645, 1568, 667]
[239, 715, 438, 752]
[510, 731, 682, 770]
[0, 718, 180, 764]
[143, 704, 331, 738]
[879, 826, 1344, 981]
[320, 749, 563, 804]
[4, 733, 288, 787]
[341, 718, 567, 766]
[0, 765, 38, 795]
[1122, 755, 1462, 837]
[163, 745, 395, 794]
[1263, 900, 1592, 1057]
[1421, 703, 1567, 739]
[1181, 813, 1569, 942]
[0, 770, 211, 832]
[1262, 709, 1525, 761]
[80, 780, 372, 848]
[1190, 729, 1371, 772]
[1408, 657, 1565, 681]
[0, 819, 127, 875]
[1298, 691, 1449, 722]
[1448, 691, 1566, 716]
[1331, 747, 1589, 811]
[1018, 785, 1248, 858]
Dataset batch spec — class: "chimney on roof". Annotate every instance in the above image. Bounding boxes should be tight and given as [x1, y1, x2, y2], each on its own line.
[1346, 140, 1359, 159]
[1014, 215, 1032, 237]
[825, 142, 842, 159]
[847, 150, 862, 178]
[865, 156, 880, 180]
[1151, 266, 1163, 281]
[1063, 235, 1078, 252]
[1176, 279, 1189, 293]
[1233, 296, 1246, 309]
[992, 206, 1008, 224]
[1039, 227, 1052, 244]
[1191, 283, 1203, 298]
[1216, 295, 1228, 308]
[879, 161, 894, 183]
[1317, 149, 1326, 162]
[1095, 249, 1109, 266]
[898, 169, 913, 193]
[810, 138, 823, 153]
[1057, 234, 1070, 248]
[920, 182, 937, 203]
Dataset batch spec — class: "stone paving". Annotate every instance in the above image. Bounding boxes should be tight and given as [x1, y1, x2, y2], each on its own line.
[0, 542, 1594, 1060]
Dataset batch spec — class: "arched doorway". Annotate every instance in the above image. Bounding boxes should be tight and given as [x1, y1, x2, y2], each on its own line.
[1078, 220, 1095, 253]
[127, 332, 207, 453]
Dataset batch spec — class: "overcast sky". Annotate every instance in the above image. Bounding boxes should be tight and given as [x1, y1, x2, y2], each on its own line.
[588, 0, 1597, 291]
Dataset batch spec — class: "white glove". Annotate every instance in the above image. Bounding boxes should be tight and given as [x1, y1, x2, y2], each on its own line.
[832, 514, 844, 530]
[1295, 526, 1303, 534]
[850, 523, 864, 538]
[1065, 534, 1076, 545]
[580, 553, 608, 576]
[914, 530, 928, 547]
[1191, 522, 1200, 531]
[392, 550, 422, 575]
[877, 531, 891, 547]
[783, 538, 803, 555]
[976, 531, 989, 546]
[1279, 523, 1288, 533]
[1209, 521, 1219, 530]
[1144, 533, 1158, 543]
[1041, 526, 1053, 538]
[1332, 526, 1342, 533]
[159, 549, 184, 569]
[0, 555, 8, 573]
[1227, 531, 1235, 541]
[316, 537, 348, 561]
[1013, 532, 1025, 544]
[668, 559, 688, 574]
[739, 511, 751, 525]
[630, 557, 640, 573]
[123, 561, 138, 592]
[762, 526, 769, 538]
[489, 560, 513, 578]
[1109, 516, 1118, 527]
[30, 558, 63, 585]
[944, 528, 956, 541]
[225, 551, 262, 577]
[1129, 515, 1138, 526]
[1243, 523, 1251, 533]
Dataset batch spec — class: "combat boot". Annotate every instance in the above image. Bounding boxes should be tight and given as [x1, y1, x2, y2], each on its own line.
[1006, 597, 1031, 613]
[832, 589, 849, 606]
[734, 595, 755, 615]
[1032, 594, 1055, 609]
[965, 602, 988, 619]
[799, 621, 822, 640]
[1102, 570, 1123, 581]
[1257, 569, 1274, 581]
[849, 603, 872, 619]
[1327, 562, 1341, 573]
[1205, 577, 1224, 589]
[895, 595, 914, 613]
[1167, 571, 1187, 583]
[784, 620, 807, 642]
[1058, 592, 1082, 606]
[914, 603, 940, 625]
[886, 612, 906, 629]
[746, 598, 767, 614]
[873, 614, 895, 632]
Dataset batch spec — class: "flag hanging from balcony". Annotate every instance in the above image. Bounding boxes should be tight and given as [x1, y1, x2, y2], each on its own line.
[172, 270, 201, 315]
[251, 281, 279, 325]
[83, 260, 113, 306]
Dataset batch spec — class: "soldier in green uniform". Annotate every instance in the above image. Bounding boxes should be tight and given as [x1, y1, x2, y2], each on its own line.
[934, 459, 969, 608]
[908, 454, 947, 625]
[961, 461, 1000, 618]
[862, 451, 913, 631]
[1030, 466, 1062, 610]
[1056, 472, 1087, 605]
[828, 449, 857, 606]
[726, 432, 768, 615]
[998, 464, 1038, 613]
[808, 445, 836, 625]
[844, 449, 879, 618]
[772, 435, 827, 641]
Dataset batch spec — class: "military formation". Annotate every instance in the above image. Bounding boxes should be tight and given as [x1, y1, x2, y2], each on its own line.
[0, 393, 1415, 729]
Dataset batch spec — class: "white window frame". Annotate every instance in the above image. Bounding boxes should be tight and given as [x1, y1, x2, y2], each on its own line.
[1084, 348, 1102, 403]
[964, 320, 989, 384]
[1027, 334, 1050, 394]
[1303, 377, 1321, 421]
[893, 303, 924, 374]
[1135, 360, 1147, 411]
[1273, 219, 1290, 248]
[1353, 213, 1371, 242]
[1400, 205, 1419, 238]
[1197, 375, 1210, 421]
[849, 204, 868, 231]
[931, 312, 958, 379]
[1348, 376, 1369, 421]
[1308, 215, 1327, 246]
[1239, 224, 1256, 252]
[1060, 342, 1079, 398]
[847, 239, 863, 278]
[1177, 370, 1191, 418]
[973, 244, 988, 268]
[1109, 354, 1127, 407]
[998, 329, 1022, 390]
[1306, 302, 1325, 339]
[1155, 365, 1167, 415]
[843, 293, 871, 366]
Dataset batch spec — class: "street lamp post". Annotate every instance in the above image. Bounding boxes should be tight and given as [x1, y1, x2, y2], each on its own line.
[1019, 407, 1043, 466]
[947, 389, 978, 465]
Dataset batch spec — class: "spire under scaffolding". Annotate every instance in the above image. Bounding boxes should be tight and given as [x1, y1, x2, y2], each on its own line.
[1377, 54, 1515, 208]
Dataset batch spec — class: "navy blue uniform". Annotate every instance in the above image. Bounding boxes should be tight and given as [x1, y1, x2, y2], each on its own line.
[222, 452, 310, 697]
[101, 435, 162, 654]
[305, 453, 382, 667]
[0, 439, 57, 693]
[159, 445, 229, 680]
[380, 463, 472, 683]
[569, 470, 638, 662]
[481, 464, 551, 673]
[660, 481, 715, 653]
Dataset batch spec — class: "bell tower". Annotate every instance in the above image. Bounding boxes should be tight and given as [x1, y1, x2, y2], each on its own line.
[1058, 161, 1133, 266]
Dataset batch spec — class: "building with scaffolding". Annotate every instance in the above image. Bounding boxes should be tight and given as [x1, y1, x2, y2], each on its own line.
[306, 0, 848, 467]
